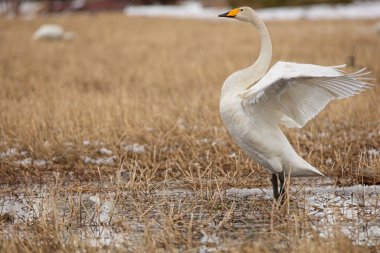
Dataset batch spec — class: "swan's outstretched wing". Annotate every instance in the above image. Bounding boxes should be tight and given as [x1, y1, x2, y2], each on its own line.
[240, 61, 372, 128]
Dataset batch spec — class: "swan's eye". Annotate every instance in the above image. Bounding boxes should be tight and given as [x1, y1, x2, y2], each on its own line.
[240, 9, 243, 11]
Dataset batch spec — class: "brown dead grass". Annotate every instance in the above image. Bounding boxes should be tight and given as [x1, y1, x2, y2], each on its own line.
[0, 13, 379, 252]
[0, 15, 379, 186]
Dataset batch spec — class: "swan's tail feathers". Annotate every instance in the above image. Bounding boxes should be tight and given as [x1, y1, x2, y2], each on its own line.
[290, 159, 325, 177]
[308, 166, 325, 177]
[293, 166, 325, 177]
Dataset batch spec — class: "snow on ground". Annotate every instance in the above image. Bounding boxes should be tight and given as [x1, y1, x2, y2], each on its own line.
[124, 143, 145, 154]
[1, 0, 379, 21]
[12, 158, 52, 167]
[0, 190, 50, 222]
[82, 156, 116, 165]
[0, 1, 41, 16]
[367, 148, 380, 158]
[125, 1, 221, 19]
[1, 183, 379, 246]
[0, 148, 18, 158]
[258, 1, 380, 20]
[305, 185, 380, 246]
[124, 1, 380, 21]
[99, 147, 113, 155]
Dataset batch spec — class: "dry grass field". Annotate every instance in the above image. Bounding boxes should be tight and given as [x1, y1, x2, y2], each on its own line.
[0, 13, 379, 252]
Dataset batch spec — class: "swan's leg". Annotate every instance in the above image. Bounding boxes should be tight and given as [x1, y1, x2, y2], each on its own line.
[279, 172, 285, 200]
[271, 174, 279, 200]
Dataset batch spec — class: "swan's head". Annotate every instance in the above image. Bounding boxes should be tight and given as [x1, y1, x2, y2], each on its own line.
[218, 7, 254, 22]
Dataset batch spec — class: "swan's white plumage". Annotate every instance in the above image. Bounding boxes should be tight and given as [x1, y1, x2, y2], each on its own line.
[241, 62, 372, 128]
[218, 7, 372, 178]
[33, 24, 76, 41]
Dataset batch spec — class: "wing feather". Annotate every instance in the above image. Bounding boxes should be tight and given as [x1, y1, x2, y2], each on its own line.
[241, 62, 372, 128]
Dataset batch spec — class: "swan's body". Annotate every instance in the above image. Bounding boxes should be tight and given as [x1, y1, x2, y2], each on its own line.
[33, 24, 76, 41]
[218, 7, 371, 199]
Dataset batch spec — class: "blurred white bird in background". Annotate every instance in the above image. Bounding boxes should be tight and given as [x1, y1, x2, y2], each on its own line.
[33, 24, 76, 41]
[218, 7, 372, 200]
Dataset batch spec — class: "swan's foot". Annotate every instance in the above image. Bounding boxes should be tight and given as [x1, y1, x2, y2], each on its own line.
[271, 172, 286, 201]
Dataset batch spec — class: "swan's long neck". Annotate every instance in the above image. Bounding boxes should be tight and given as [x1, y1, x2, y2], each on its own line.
[222, 14, 272, 95]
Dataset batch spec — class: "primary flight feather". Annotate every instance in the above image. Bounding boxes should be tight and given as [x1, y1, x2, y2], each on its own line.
[218, 7, 372, 200]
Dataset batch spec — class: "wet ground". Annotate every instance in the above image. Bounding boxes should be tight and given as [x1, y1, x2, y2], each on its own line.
[1, 178, 379, 251]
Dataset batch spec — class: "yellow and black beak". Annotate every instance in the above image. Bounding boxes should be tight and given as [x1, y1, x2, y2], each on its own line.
[218, 8, 240, 18]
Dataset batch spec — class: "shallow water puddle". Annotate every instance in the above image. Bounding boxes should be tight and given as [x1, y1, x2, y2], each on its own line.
[304, 185, 380, 246]
[1, 182, 379, 249]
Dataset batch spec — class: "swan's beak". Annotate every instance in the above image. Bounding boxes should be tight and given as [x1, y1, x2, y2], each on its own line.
[218, 8, 240, 18]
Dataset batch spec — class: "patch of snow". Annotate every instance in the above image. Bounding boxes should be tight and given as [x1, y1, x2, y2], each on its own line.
[305, 184, 380, 246]
[304, 184, 379, 195]
[86, 226, 125, 247]
[18, 158, 32, 166]
[227, 184, 379, 245]
[1, 182, 378, 247]
[71, 0, 86, 10]
[82, 156, 91, 164]
[125, 1, 220, 20]
[98, 200, 112, 223]
[0, 189, 125, 247]
[367, 149, 379, 158]
[83, 140, 91, 146]
[227, 187, 273, 199]
[0, 192, 49, 222]
[64, 142, 75, 147]
[0, 148, 18, 158]
[33, 159, 50, 167]
[82, 156, 116, 166]
[258, 2, 380, 20]
[124, 143, 145, 154]
[325, 158, 333, 165]
[12, 158, 51, 167]
[228, 153, 237, 158]
[99, 148, 113, 155]
[124, 1, 380, 21]
[0, 1, 42, 15]
[87, 195, 113, 223]
[89, 195, 101, 204]
[19, 1, 42, 15]
[200, 231, 220, 253]
[19, 151, 28, 156]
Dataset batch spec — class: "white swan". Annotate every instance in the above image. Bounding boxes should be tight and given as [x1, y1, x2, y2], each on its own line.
[33, 24, 76, 41]
[218, 7, 372, 200]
